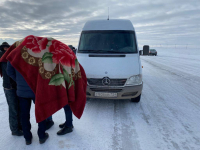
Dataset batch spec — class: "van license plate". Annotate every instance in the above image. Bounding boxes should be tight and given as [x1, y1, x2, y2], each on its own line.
[94, 92, 118, 98]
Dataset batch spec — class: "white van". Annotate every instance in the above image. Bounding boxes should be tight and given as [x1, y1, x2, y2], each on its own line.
[77, 19, 143, 102]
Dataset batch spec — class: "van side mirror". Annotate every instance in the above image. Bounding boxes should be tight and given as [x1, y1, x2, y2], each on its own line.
[139, 50, 143, 55]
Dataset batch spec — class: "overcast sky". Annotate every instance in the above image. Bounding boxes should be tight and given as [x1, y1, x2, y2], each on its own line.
[0, 0, 200, 49]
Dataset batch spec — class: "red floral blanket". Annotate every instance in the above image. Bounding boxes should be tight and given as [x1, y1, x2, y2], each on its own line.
[0, 35, 87, 123]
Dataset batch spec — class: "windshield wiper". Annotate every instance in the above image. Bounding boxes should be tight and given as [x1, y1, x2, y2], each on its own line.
[79, 50, 132, 53]
[103, 50, 127, 53]
[79, 50, 106, 53]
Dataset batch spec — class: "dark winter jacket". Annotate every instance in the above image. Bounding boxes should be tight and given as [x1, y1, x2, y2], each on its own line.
[7, 61, 35, 98]
[0, 49, 16, 89]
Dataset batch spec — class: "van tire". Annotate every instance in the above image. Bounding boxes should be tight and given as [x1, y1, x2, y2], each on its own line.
[131, 94, 141, 102]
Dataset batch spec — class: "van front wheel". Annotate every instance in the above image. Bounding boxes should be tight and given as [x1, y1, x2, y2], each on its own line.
[131, 94, 141, 103]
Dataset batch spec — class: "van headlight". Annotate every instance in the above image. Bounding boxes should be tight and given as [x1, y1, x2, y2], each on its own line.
[126, 74, 142, 85]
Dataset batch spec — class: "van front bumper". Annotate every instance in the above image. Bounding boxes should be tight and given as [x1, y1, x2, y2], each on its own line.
[86, 83, 143, 99]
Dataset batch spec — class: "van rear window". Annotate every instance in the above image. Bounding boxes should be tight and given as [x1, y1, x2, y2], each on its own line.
[78, 30, 138, 54]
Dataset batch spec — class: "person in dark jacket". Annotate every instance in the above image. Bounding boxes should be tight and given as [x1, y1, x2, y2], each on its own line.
[7, 61, 49, 145]
[0, 42, 23, 136]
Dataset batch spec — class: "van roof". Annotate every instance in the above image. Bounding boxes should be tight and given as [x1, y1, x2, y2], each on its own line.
[82, 19, 135, 31]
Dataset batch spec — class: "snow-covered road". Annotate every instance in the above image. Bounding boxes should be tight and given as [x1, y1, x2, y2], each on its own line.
[0, 48, 200, 150]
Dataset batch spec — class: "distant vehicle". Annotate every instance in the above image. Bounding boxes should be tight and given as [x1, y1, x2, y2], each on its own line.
[77, 19, 143, 102]
[143, 45, 149, 55]
[149, 49, 157, 56]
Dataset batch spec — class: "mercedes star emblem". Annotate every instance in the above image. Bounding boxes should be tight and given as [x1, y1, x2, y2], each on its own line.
[102, 77, 111, 86]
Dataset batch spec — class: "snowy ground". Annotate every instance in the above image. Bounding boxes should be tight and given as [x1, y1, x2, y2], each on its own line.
[0, 48, 200, 150]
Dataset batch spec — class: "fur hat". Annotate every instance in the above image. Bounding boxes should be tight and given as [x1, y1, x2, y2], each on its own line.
[1, 42, 10, 47]
[0, 42, 10, 51]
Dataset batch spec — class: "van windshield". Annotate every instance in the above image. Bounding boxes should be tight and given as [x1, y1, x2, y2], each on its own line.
[78, 30, 137, 53]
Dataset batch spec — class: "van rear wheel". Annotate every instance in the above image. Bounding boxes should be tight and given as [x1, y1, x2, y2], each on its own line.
[131, 94, 141, 103]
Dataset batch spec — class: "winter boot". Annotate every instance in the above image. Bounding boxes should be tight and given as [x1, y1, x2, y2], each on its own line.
[39, 133, 49, 144]
[12, 130, 23, 136]
[26, 138, 32, 145]
[59, 123, 74, 129]
[57, 126, 73, 135]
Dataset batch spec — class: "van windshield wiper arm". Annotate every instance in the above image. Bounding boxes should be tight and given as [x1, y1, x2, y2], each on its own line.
[79, 50, 130, 53]
[103, 50, 127, 53]
[94, 50, 132, 53]
[79, 50, 106, 53]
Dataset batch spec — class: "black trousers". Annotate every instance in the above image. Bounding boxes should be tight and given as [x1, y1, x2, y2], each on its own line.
[4, 88, 21, 133]
[63, 105, 73, 127]
[19, 97, 46, 140]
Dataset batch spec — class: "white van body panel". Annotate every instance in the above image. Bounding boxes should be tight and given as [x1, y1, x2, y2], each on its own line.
[77, 54, 140, 79]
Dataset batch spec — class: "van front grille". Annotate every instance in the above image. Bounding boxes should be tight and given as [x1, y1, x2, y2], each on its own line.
[90, 88, 122, 92]
[87, 78, 127, 86]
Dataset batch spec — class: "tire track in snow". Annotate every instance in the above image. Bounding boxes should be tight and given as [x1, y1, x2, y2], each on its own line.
[141, 58, 200, 150]
[141, 57, 200, 109]
[142, 58, 200, 109]
[112, 100, 142, 150]
[142, 58, 200, 84]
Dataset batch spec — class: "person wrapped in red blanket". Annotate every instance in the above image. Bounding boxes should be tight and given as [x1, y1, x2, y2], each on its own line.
[0, 35, 87, 123]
